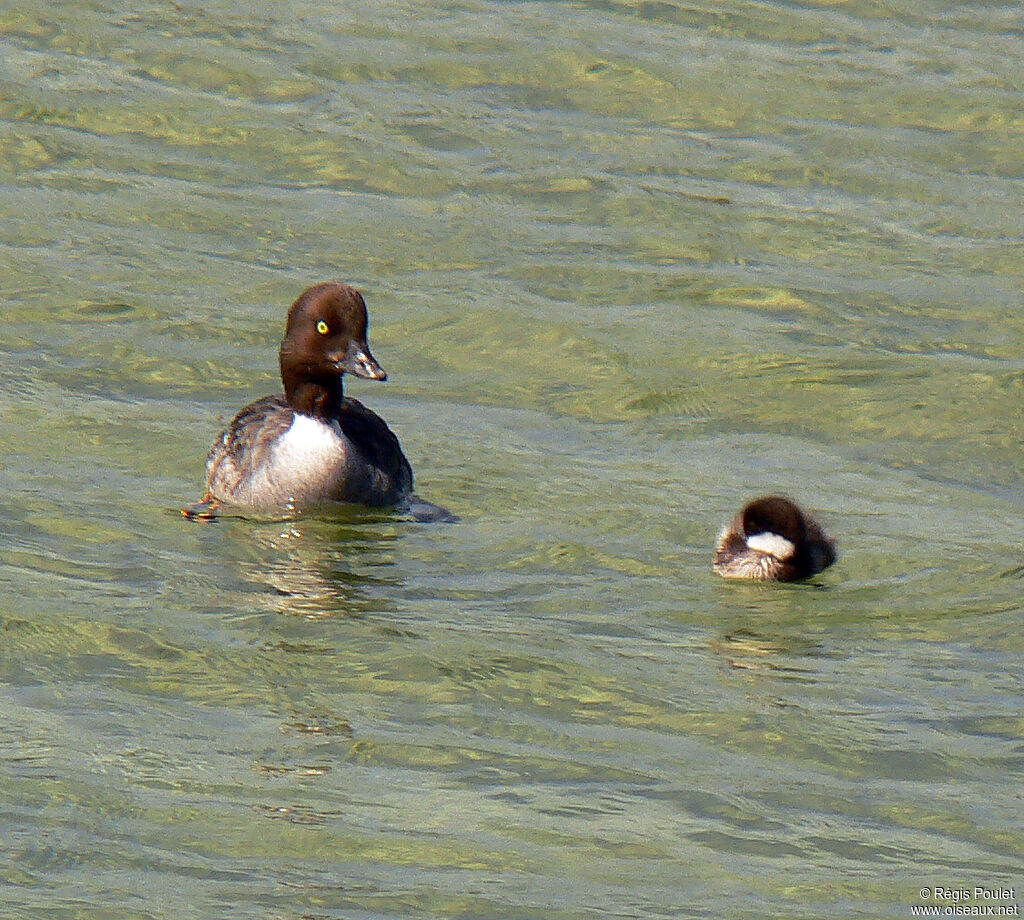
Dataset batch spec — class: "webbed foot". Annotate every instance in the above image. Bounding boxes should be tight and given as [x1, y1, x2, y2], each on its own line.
[182, 496, 222, 522]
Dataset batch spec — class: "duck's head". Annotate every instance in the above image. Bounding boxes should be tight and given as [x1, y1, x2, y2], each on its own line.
[279, 283, 387, 415]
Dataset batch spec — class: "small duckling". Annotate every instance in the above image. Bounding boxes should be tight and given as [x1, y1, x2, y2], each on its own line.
[713, 495, 836, 581]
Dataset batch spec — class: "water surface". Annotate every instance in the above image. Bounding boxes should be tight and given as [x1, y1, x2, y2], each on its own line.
[1, 1, 1022, 917]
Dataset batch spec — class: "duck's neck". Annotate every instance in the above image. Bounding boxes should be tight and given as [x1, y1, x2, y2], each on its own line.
[284, 375, 344, 419]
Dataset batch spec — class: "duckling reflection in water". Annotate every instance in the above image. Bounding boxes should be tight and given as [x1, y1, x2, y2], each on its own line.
[713, 496, 836, 582]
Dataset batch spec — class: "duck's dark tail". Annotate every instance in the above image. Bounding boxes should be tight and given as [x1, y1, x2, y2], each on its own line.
[406, 495, 459, 523]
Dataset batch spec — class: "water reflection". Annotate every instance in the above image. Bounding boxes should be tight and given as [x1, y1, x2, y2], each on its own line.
[710, 628, 825, 677]
[228, 517, 407, 622]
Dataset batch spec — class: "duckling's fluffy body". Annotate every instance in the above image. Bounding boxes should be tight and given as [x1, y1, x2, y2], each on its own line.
[713, 495, 836, 582]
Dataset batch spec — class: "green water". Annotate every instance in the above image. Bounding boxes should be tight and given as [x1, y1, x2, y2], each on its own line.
[1, 1, 1022, 917]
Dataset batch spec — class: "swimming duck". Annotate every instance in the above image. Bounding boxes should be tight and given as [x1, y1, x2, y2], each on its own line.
[713, 495, 836, 581]
[184, 283, 413, 518]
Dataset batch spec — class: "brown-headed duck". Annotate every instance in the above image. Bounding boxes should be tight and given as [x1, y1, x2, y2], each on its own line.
[713, 495, 836, 581]
[184, 283, 414, 519]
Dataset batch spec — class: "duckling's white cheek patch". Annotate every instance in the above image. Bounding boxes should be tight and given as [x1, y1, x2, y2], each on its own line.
[746, 532, 795, 560]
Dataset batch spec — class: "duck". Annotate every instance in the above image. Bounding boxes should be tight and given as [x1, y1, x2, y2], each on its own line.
[184, 283, 414, 519]
[713, 495, 836, 581]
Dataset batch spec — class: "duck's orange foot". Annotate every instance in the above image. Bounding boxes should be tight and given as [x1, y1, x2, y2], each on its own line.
[182, 496, 222, 522]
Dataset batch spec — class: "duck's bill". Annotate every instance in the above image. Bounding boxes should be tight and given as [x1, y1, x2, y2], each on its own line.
[337, 341, 387, 380]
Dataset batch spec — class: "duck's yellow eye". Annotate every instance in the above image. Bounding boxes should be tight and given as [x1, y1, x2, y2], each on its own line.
[316, 320, 329, 335]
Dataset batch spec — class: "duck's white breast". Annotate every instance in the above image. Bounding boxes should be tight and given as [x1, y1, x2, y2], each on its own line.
[273, 413, 346, 470]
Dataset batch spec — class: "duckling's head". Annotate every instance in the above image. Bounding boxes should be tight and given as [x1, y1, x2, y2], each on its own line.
[713, 495, 836, 582]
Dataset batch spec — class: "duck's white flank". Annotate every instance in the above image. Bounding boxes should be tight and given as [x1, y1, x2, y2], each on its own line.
[746, 532, 796, 560]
